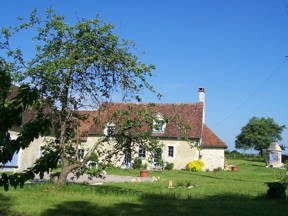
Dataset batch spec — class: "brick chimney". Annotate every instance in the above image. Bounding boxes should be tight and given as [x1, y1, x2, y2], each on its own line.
[198, 88, 205, 124]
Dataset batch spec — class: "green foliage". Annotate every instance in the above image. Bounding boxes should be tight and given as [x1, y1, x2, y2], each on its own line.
[1, 9, 158, 105]
[176, 180, 196, 188]
[164, 162, 174, 170]
[235, 117, 286, 155]
[0, 9, 160, 186]
[89, 152, 99, 163]
[225, 150, 265, 161]
[132, 158, 142, 169]
[278, 162, 288, 186]
[0, 59, 53, 190]
[105, 104, 162, 167]
[142, 163, 148, 169]
[213, 167, 223, 172]
[152, 147, 164, 168]
[186, 160, 204, 172]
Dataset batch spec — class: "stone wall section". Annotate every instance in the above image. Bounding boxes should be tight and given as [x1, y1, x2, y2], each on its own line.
[201, 148, 225, 171]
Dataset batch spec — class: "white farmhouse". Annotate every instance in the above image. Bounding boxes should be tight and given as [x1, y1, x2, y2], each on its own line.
[15, 88, 227, 171]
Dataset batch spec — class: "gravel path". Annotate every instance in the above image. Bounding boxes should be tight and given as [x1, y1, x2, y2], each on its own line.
[29, 173, 154, 185]
[68, 174, 153, 184]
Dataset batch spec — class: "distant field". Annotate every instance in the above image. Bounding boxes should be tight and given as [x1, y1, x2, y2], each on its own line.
[1, 159, 288, 216]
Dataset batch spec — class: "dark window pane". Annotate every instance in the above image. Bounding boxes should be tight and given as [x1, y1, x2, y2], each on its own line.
[107, 126, 114, 136]
[79, 149, 84, 160]
[168, 146, 174, 157]
[138, 146, 146, 158]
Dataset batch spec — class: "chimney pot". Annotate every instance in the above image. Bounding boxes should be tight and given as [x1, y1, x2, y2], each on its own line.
[198, 87, 205, 92]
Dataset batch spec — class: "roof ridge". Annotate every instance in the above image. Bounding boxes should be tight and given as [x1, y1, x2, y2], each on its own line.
[104, 102, 203, 105]
[202, 124, 227, 148]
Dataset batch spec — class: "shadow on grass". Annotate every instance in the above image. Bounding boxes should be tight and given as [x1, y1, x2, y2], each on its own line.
[194, 173, 258, 183]
[40, 191, 288, 216]
[245, 159, 265, 163]
[0, 193, 24, 216]
[67, 184, 143, 196]
[250, 164, 266, 167]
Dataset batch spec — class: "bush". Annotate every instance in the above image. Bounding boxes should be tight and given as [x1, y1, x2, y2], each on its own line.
[213, 167, 222, 172]
[225, 150, 264, 161]
[266, 182, 286, 199]
[132, 158, 142, 169]
[186, 160, 204, 172]
[142, 163, 148, 169]
[164, 162, 174, 170]
[104, 163, 115, 169]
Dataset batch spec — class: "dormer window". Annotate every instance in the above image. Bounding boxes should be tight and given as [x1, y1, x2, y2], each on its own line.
[153, 114, 166, 133]
[107, 126, 114, 137]
[105, 123, 115, 137]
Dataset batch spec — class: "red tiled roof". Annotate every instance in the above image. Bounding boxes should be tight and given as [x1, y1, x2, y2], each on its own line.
[79, 102, 204, 138]
[202, 125, 227, 148]
[19, 99, 227, 148]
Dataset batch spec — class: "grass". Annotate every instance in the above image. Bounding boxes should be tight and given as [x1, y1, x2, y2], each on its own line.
[1, 159, 288, 216]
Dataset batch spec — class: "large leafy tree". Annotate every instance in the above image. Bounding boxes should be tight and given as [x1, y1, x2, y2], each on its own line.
[235, 117, 286, 156]
[0, 9, 159, 186]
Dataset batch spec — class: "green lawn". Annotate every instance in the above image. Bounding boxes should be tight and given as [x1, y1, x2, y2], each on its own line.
[1, 159, 288, 216]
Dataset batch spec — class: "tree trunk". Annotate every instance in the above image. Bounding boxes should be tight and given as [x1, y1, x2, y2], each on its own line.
[55, 168, 70, 186]
[259, 149, 263, 157]
[55, 161, 79, 186]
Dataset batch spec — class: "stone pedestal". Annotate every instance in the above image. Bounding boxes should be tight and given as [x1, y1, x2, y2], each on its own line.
[266, 142, 283, 168]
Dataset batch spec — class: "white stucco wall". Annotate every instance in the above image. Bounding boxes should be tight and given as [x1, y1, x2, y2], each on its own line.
[12, 130, 225, 171]
[81, 137, 200, 169]
[9, 130, 54, 172]
[161, 139, 199, 169]
[201, 148, 225, 171]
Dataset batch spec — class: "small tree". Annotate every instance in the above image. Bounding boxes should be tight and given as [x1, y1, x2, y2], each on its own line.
[0, 9, 159, 186]
[235, 117, 286, 156]
[105, 104, 161, 164]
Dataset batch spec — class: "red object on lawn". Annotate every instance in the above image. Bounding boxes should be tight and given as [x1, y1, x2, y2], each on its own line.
[231, 166, 238, 171]
[140, 170, 149, 177]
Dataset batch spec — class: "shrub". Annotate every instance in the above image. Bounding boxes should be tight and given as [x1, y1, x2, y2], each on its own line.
[104, 163, 115, 169]
[186, 160, 204, 172]
[164, 163, 174, 170]
[213, 167, 222, 172]
[142, 163, 148, 169]
[132, 158, 142, 169]
[266, 182, 286, 199]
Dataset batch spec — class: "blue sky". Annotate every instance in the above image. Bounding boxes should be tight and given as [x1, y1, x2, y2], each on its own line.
[1, 0, 288, 162]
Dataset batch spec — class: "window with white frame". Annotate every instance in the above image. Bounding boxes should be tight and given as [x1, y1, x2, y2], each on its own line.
[153, 114, 166, 133]
[138, 146, 146, 158]
[168, 146, 174, 157]
[105, 123, 115, 137]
